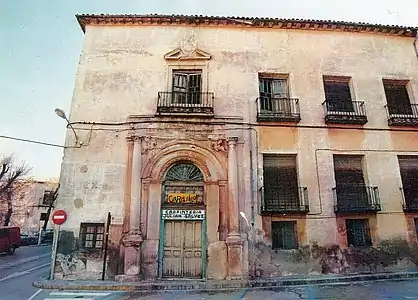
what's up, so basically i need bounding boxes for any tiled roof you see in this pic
[76,14,417,37]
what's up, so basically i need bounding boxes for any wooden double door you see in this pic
[162,220,203,278]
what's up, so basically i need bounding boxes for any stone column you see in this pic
[226,137,244,279]
[119,136,143,281]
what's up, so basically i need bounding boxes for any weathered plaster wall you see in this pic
[57,23,418,279]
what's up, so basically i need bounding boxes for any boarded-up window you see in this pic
[398,156,418,206]
[323,77,354,112]
[272,221,298,249]
[172,70,202,104]
[263,155,299,209]
[384,82,412,115]
[346,219,372,247]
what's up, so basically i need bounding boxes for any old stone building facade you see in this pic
[53,14,418,280]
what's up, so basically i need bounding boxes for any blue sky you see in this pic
[1,0,417,180]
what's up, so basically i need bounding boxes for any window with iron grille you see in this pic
[80,223,105,249]
[383,81,412,115]
[272,221,298,249]
[172,70,202,104]
[323,77,354,112]
[346,219,372,247]
[333,155,368,208]
[263,154,299,211]
[398,156,418,208]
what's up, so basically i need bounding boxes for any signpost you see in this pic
[50,209,67,280]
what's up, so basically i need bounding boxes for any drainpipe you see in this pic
[413,29,418,58]
[249,127,255,227]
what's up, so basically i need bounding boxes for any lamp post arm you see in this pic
[64,117,79,145]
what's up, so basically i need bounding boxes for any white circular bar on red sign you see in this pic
[52,209,67,225]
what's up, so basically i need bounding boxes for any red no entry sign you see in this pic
[52,210,67,225]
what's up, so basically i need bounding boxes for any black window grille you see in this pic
[346,219,372,247]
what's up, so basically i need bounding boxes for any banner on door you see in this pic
[162,209,205,220]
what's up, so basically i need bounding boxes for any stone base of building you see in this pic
[114,274,140,282]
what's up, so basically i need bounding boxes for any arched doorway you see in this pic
[158,162,206,279]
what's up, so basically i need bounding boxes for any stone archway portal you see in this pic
[159,162,206,279]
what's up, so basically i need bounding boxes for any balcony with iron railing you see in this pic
[260,186,309,214]
[333,185,381,214]
[256,97,301,122]
[156,92,214,117]
[385,103,418,126]
[400,187,418,212]
[322,100,368,125]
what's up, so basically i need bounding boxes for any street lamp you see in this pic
[54,108,79,146]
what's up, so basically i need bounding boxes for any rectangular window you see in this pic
[333,155,365,186]
[258,75,290,112]
[323,77,354,112]
[263,154,299,210]
[333,155,368,208]
[80,223,105,249]
[172,70,202,104]
[398,156,418,207]
[40,213,47,221]
[384,80,412,115]
[42,191,54,206]
[272,221,298,249]
[346,219,372,246]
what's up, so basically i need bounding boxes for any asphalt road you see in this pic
[127,280,418,299]
[0,244,51,300]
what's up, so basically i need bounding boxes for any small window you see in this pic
[323,76,354,112]
[80,223,105,249]
[172,70,202,104]
[383,80,412,115]
[346,219,372,247]
[40,213,48,221]
[42,191,54,206]
[272,221,298,249]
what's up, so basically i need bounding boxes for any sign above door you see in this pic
[162,209,205,220]
[167,193,202,204]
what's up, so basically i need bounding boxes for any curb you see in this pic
[33,272,418,292]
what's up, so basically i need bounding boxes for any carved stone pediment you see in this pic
[164,47,211,61]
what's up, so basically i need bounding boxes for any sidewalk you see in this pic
[33,271,418,292]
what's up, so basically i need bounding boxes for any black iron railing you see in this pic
[400,187,418,212]
[157,92,214,116]
[333,185,381,213]
[385,104,418,126]
[256,97,301,122]
[322,100,368,124]
[260,186,309,214]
